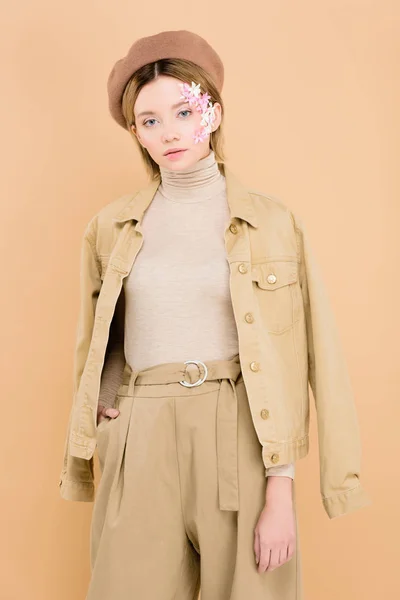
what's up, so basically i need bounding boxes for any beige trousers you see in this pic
[87,354,303,600]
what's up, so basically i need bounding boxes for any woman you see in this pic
[59,29,371,600]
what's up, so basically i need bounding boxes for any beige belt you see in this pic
[119,353,243,511]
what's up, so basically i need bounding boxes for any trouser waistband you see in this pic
[121,353,242,389]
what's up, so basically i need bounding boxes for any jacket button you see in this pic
[267,273,277,284]
[250,361,260,372]
[244,312,254,323]
[229,223,238,234]
[260,409,269,419]
[238,263,248,274]
[271,453,279,464]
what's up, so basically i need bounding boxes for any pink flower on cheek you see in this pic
[193,128,209,144]
[193,131,203,144]
[178,81,216,143]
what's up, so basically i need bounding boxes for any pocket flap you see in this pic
[251,260,298,290]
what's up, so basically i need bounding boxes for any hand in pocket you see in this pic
[97,404,120,426]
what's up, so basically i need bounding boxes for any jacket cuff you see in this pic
[59,477,95,502]
[265,462,295,479]
[322,483,372,519]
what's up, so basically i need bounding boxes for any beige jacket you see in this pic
[59,165,372,519]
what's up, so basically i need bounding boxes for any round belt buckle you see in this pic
[179,360,208,387]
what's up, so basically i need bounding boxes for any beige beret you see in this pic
[107,29,224,130]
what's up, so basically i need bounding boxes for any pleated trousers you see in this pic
[87,353,303,600]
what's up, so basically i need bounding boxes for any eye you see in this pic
[143,109,192,127]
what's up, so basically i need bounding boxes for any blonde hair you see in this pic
[121,58,226,180]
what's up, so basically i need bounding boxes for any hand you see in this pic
[97,404,120,426]
[254,498,296,573]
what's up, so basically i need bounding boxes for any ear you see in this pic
[211,102,222,132]
[130,124,144,147]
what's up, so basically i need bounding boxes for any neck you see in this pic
[158,149,225,203]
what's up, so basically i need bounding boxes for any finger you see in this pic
[265,547,280,572]
[97,407,106,424]
[287,541,295,560]
[278,545,288,566]
[99,406,108,418]
[277,544,289,567]
[254,530,260,565]
[258,546,271,574]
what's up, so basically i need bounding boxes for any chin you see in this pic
[161,154,193,169]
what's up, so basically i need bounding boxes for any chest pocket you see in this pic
[251,259,300,334]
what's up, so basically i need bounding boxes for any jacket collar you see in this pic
[112,164,259,229]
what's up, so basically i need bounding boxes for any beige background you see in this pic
[1,1,398,599]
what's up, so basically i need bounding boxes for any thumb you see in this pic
[254,530,260,565]
[102,407,120,419]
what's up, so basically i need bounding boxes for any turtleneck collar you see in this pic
[158,149,225,203]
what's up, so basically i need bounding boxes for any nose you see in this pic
[162,129,180,143]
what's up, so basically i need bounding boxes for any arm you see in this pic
[264,464,295,509]
[59,218,101,502]
[290,210,372,519]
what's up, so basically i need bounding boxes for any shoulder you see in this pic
[82,192,138,251]
[248,188,289,213]
[86,192,137,230]
[248,188,304,231]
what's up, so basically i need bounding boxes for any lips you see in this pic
[165,149,186,155]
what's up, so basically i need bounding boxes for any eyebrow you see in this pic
[136,100,190,119]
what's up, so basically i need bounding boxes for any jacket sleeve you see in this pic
[290,210,372,519]
[58,217,102,502]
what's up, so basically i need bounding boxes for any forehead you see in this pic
[134,76,190,116]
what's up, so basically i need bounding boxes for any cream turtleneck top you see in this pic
[100,149,294,479]
[123,150,238,370]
